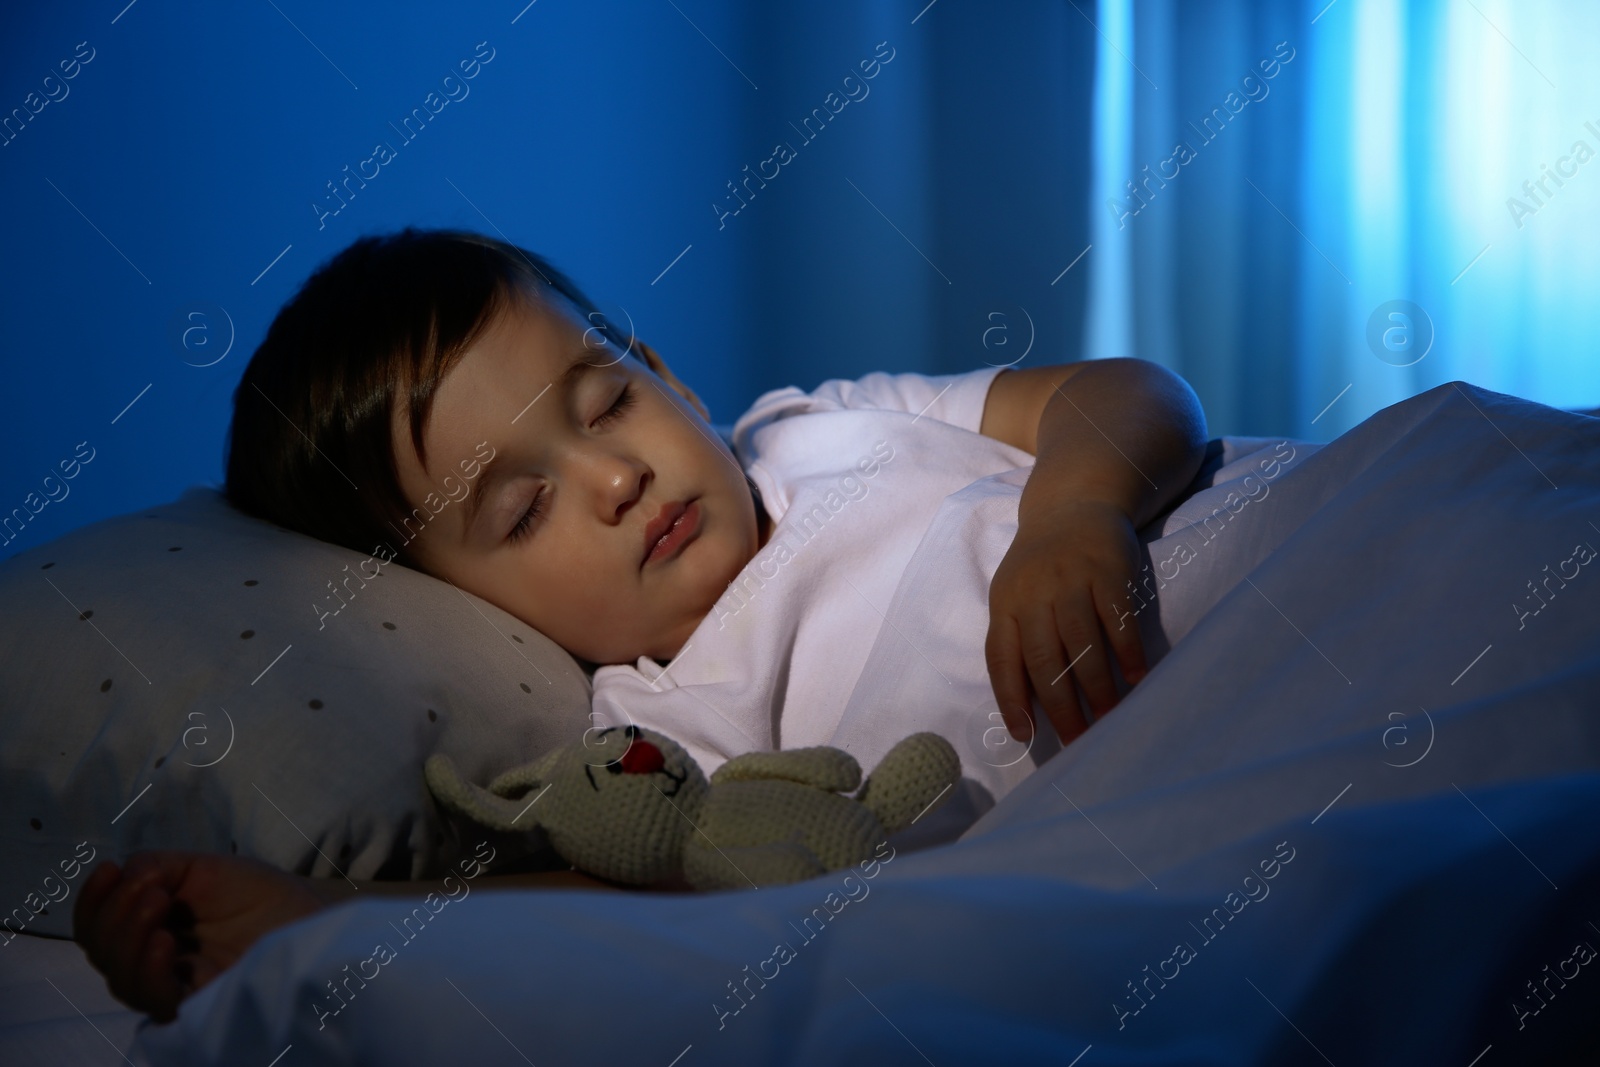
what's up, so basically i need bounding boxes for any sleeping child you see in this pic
[73,227,1209,1022]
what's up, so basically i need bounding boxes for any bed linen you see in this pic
[0,932,142,1064]
[842,375,1593,852]
[12,380,1597,1063]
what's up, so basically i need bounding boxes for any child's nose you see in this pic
[598,462,650,520]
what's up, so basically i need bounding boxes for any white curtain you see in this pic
[1092,0,1600,439]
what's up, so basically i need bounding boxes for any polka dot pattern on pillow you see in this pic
[0,486,594,939]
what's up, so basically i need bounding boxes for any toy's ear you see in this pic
[485,747,567,798]
[425,753,549,833]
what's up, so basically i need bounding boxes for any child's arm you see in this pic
[74,851,631,1023]
[979,358,1208,744]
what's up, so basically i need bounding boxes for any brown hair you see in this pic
[224,227,614,569]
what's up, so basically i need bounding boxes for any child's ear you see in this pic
[632,339,712,424]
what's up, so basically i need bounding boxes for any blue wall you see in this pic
[0,0,1095,558]
[8,1,1597,560]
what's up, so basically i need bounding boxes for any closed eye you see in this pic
[507,489,544,544]
[506,384,638,545]
[593,382,637,428]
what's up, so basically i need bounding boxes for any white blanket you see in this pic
[130,382,1600,1064]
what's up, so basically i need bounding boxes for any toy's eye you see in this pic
[604,760,625,775]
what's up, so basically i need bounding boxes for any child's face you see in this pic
[389,290,762,666]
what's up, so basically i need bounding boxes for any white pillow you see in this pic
[0,486,595,939]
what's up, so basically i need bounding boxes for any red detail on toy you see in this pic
[619,740,664,775]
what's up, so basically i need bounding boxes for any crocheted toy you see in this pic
[424,725,961,891]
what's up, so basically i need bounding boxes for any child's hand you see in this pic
[985,497,1148,745]
[73,850,329,1023]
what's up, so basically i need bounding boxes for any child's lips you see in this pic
[642,499,701,567]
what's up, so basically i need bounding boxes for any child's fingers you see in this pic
[165,899,200,957]
[106,882,173,995]
[100,855,172,938]
[984,614,1036,743]
[136,927,184,1023]
[1097,580,1148,689]
[1015,603,1082,742]
[96,852,192,952]
[120,851,188,894]
[97,865,162,944]
[1051,599,1118,722]
[81,870,146,970]
[73,851,223,1022]
[78,879,163,1014]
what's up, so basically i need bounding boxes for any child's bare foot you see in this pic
[73,851,331,1023]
